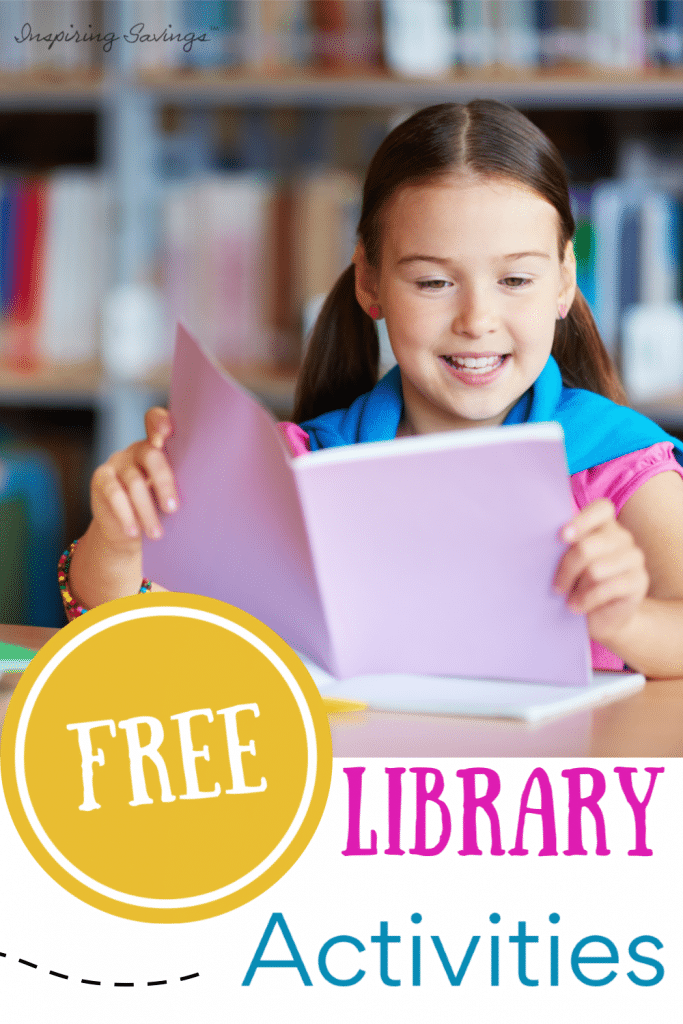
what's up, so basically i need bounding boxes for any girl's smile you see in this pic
[440,351,511,385]
[355,173,576,436]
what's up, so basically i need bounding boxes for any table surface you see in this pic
[1,624,682,757]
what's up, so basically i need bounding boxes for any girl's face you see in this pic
[355,174,576,434]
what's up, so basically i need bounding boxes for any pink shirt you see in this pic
[279,423,683,672]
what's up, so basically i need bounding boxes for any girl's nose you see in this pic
[452,287,496,338]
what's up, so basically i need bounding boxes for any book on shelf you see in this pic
[242,1,311,71]
[493,0,540,68]
[312,0,381,72]
[585,0,647,69]
[5,176,45,371]
[163,173,281,366]
[452,0,495,68]
[161,167,361,368]
[536,0,585,66]
[0,176,46,372]
[569,186,596,313]
[144,324,595,688]
[0,169,109,369]
[648,0,683,67]
[292,167,361,313]
[565,177,683,402]
[590,180,681,350]
[381,0,454,78]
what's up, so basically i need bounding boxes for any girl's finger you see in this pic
[118,465,164,540]
[137,444,179,514]
[561,498,615,543]
[91,464,141,540]
[554,523,631,594]
[566,547,648,610]
[144,407,174,449]
[568,568,648,616]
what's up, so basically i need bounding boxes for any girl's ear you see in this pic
[352,242,380,314]
[559,238,577,312]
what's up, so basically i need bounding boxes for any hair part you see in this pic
[294,100,624,424]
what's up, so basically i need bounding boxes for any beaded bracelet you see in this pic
[58,538,152,621]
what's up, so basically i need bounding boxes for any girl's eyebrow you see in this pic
[396,251,551,266]
[504,250,551,261]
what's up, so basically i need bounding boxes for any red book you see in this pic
[5,178,46,372]
[310,0,381,71]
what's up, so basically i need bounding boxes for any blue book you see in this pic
[654,1,683,65]
[619,206,641,313]
[184,0,235,69]
[0,179,17,319]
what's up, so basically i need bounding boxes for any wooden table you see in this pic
[2,624,682,756]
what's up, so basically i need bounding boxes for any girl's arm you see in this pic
[67,408,177,611]
[554,471,683,678]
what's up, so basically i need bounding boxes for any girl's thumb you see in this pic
[145,407,173,448]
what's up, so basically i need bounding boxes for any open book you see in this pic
[142,326,644,715]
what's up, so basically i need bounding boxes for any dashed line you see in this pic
[1,948,199,987]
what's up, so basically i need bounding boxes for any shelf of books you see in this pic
[4,1,683,436]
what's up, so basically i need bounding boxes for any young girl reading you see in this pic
[63,100,683,679]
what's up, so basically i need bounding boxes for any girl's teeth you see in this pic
[455,356,499,367]
[446,355,504,372]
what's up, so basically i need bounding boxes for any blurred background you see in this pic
[3,0,683,626]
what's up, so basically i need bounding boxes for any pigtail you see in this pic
[293,264,380,424]
[552,289,627,405]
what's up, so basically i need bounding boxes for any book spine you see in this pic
[380,0,455,78]
[591,182,627,355]
[0,180,15,320]
[492,0,540,68]
[182,0,225,70]
[457,0,495,68]
[569,186,596,313]
[36,170,105,364]
[586,0,647,68]
[640,191,679,304]
[4,177,44,371]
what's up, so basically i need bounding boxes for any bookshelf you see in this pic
[4,0,683,554]
[136,66,683,108]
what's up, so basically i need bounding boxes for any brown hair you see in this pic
[293,100,625,423]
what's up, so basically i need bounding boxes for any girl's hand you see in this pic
[90,407,178,551]
[553,498,650,644]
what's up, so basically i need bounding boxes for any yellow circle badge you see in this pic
[1,593,332,923]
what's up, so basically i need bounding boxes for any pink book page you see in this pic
[292,433,591,685]
[142,325,332,667]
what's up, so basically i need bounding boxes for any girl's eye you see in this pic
[417,279,450,290]
[501,276,531,288]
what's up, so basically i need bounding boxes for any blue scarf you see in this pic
[300,356,683,475]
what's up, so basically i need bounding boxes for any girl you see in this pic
[63,101,683,678]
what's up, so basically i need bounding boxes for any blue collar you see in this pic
[300,356,683,474]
